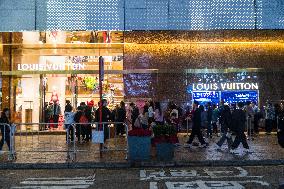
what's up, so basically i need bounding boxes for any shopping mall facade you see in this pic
[0,0,284,128]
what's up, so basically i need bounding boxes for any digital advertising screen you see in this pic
[192,91,220,105]
[221,91,258,104]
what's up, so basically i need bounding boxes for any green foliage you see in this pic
[153,124,177,137]
[83,76,98,90]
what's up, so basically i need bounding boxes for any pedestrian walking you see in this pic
[212,104,219,135]
[265,101,275,134]
[185,101,207,148]
[230,102,251,153]
[215,105,233,150]
[64,100,75,142]
[0,108,11,154]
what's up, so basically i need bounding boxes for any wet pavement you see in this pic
[0,132,283,165]
[0,165,283,188]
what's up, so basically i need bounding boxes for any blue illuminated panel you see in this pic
[124,74,153,97]
[221,91,258,104]
[1,0,284,31]
[192,91,220,105]
[46,0,124,30]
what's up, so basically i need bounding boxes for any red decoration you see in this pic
[128,128,152,137]
[151,135,179,147]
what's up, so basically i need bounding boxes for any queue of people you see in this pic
[64,99,126,144]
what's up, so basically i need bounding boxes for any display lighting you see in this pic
[170,0,263,30]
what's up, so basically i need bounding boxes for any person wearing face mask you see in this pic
[0,108,11,154]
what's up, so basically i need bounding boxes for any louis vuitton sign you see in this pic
[192,83,258,91]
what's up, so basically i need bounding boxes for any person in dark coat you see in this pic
[95,99,112,143]
[130,102,139,129]
[74,102,92,143]
[215,105,233,150]
[230,102,250,153]
[116,101,126,135]
[185,101,207,148]
[0,108,11,152]
[277,103,284,148]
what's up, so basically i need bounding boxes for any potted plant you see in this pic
[128,128,152,161]
[152,124,178,161]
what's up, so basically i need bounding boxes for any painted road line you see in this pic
[11,174,95,189]
[20,180,94,185]
[11,186,90,189]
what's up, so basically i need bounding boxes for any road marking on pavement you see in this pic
[11,174,95,189]
[140,167,262,181]
[142,167,270,189]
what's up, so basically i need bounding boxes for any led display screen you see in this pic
[221,91,258,104]
[192,91,220,105]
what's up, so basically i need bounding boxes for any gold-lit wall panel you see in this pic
[124,31,284,104]
[124,43,284,70]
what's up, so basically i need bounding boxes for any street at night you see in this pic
[1,166,283,189]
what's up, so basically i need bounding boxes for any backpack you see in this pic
[79,113,89,125]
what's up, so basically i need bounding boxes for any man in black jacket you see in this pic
[116,101,126,136]
[230,102,251,153]
[186,101,207,148]
[95,99,112,143]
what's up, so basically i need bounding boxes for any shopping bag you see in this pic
[92,130,104,144]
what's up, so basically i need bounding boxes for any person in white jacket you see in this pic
[64,100,75,142]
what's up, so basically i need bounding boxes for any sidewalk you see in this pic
[0,133,283,169]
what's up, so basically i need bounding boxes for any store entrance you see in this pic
[15,72,124,131]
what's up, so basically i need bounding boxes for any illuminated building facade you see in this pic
[0,0,284,128]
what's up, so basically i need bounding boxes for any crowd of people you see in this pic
[63,99,126,144]
[0,98,283,153]
[41,98,284,150]
[127,99,284,153]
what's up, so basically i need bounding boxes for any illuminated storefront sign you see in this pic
[192,83,258,91]
[17,63,86,71]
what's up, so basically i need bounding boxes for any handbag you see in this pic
[92,130,104,144]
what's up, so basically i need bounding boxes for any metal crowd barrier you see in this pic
[1,122,129,162]
[0,123,16,160]
[246,116,253,141]
[71,122,129,160]
[11,123,76,162]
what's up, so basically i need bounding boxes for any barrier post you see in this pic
[8,124,16,160]
[186,118,189,137]
[246,116,249,140]
[124,123,128,160]
[277,116,279,131]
